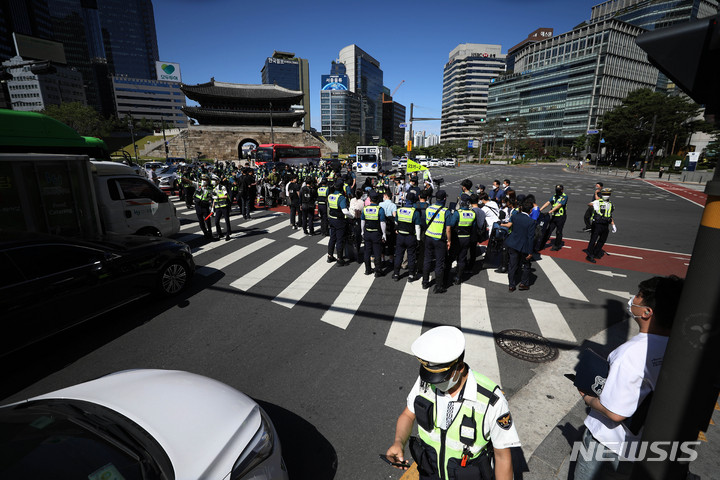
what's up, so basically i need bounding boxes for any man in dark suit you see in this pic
[504,198,536,292]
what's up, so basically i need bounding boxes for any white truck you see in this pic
[355,146,392,175]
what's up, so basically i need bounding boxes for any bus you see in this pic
[254,143,321,166]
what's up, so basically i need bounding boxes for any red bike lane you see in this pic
[642,179,707,207]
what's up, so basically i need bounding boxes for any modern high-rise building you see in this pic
[381,91,406,146]
[261,51,311,130]
[2,54,86,111]
[320,61,361,141]
[337,44,383,144]
[506,28,554,73]
[0,0,54,62]
[112,75,187,128]
[486,0,718,147]
[440,44,506,143]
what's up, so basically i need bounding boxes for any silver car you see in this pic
[0,370,289,480]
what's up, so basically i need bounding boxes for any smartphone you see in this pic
[379,454,410,468]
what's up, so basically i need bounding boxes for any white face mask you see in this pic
[627,296,645,319]
[433,366,461,393]
[602,195,610,201]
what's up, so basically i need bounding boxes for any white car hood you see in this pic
[29,369,261,479]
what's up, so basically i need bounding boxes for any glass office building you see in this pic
[440,44,507,143]
[320,62,361,141]
[112,76,187,128]
[261,51,311,130]
[487,19,657,144]
[338,44,383,144]
[382,92,406,146]
[590,0,718,30]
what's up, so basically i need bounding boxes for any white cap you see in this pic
[411,326,465,365]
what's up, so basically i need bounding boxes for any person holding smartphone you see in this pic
[386,326,520,480]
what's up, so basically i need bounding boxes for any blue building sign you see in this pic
[321,74,348,90]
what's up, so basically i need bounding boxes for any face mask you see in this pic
[602,195,610,201]
[627,296,645,319]
[433,367,461,393]
[556,188,563,195]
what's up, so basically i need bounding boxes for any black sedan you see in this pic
[0,233,195,356]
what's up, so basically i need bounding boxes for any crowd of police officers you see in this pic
[173,159,615,291]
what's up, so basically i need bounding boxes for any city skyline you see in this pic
[152,0,603,135]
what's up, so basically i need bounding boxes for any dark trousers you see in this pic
[456,236,473,277]
[318,203,328,235]
[352,219,362,262]
[584,206,594,229]
[185,186,196,209]
[508,247,531,288]
[384,218,396,256]
[289,203,300,227]
[328,217,347,259]
[241,195,251,219]
[468,237,480,271]
[195,202,212,237]
[423,237,447,287]
[214,205,231,237]
[587,223,610,258]
[542,215,566,249]
[364,230,383,271]
[394,234,417,275]
[302,205,315,233]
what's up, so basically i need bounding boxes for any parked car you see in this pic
[0,369,289,480]
[420,159,430,167]
[443,158,456,168]
[429,159,440,167]
[0,233,195,356]
[157,164,181,194]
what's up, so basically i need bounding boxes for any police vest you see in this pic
[415,370,499,480]
[425,205,447,240]
[194,187,210,203]
[317,186,328,204]
[457,209,476,238]
[328,193,343,219]
[363,205,381,232]
[551,193,568,216]
[213,187,228,208]
[397,207,416,235]
[593,199,613,224]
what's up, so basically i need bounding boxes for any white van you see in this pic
[92,161,180,237]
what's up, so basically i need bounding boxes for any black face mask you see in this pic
[556,189,563,195]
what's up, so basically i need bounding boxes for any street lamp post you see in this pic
[128,118,138,163]
[161,116,168,162]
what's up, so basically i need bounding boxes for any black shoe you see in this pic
[409,274,420,282]
[518,284,530,291]
[392,274,400,282]
[582,248,590,255]
[225,236,230,241]
[365,268,374,276]
[453,277,461,285]
[336,258,348,267]
[422,282,430,290]
[374,271,383,278]
[434,285,447,294]
[551,246,561,251]
[509,286,516,292]
[304,230,309,235]
[495,267,508,273]
[582,227,592,232]
[586,255,596,263]
[327,255,337,263]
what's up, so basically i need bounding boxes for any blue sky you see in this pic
[154,0,602,135]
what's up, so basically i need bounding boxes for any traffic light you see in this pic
[480,118,486,122]
[505,117,510,122]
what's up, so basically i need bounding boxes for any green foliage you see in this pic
[377,138,389,147]
[335,132,361,154]
[41,102,110,138]
[391,145,406,157]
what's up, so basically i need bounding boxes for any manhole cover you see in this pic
[495,329,558,363]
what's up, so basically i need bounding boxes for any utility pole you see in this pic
[269,101,275,144]
[128,117,138,163]
[640,114,656,179]
[161,116,168,162]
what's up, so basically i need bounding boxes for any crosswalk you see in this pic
[170,197,630,388]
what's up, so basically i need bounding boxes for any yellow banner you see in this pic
[406,159,428,172]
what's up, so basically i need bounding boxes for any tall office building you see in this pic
[3,54,86,111]
[320,61,361,141]
[112,75,186,128]
[261,51,311,130]
[381,91,406,146]
[440,44,506,143]
[0,0,54,62]
[590,0,718,29]
[337,44,383,144]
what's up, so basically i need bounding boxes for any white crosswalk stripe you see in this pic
[535,256,588,302]
[384,280,428,354]
[196,238,274,276]
[230,245,306,291]
[486,268,506,285]
[461,284,502,387]
[272,255,336,308]
[317,236,329,246]
[320,265,375,329]
[528,298,577,343]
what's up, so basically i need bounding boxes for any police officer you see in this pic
[393,193,422,282]
[362,192,386,277]
[317,179,330,236]
[194,174,213,240]
[454,194,478,285]
[300,176,317,235]
[422,190,456,294]
[212,178,231,241]
[327,180,351,266]
[585,188,616,263]
[539,184,568,251]
[386,326,520,480]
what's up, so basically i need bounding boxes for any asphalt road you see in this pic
[1,162,706,479]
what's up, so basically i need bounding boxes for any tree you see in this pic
[41,102,110,138]
[335,132,361,154]
[377,138,389,147]
[601,89,702,169]
[391,145,406,157]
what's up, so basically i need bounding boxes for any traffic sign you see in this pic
[587,129,599,134]
[399,123,408,128]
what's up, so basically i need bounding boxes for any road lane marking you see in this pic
[605,252,643,260]
[598,288,632,299]
[272,255,336,308]
[196,238,274,276]
[230,245,306,291]
[486,268,506,284]
[535,256,588,302]
[528,299,577,343]
[461,284,501,386]
[385,280,428,354]
[321,265,375,329]
[588,270,627,278]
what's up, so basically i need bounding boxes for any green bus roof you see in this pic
[0,109,109,155]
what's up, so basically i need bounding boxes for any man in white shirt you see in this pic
[574,275,685,479]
